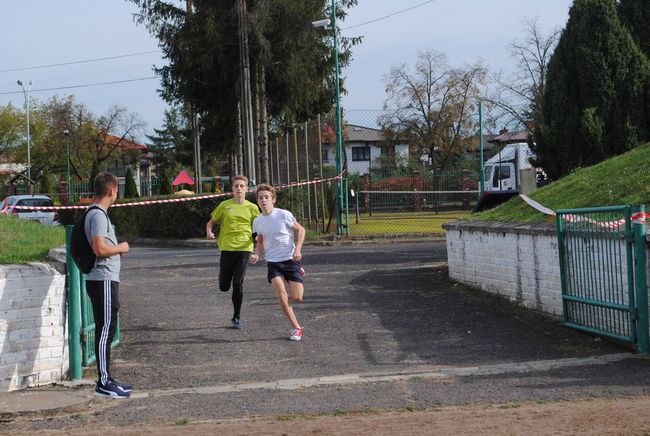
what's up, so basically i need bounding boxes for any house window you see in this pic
[380,146,395,157]
[352,146,371,161]
[322,148,329,162]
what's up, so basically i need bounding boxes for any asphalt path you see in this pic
[115,241,623,391]
[6,241,650,432]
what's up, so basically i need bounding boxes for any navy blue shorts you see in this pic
[267,259,304,284]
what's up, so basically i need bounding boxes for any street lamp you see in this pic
[312,0,346,237]
[17,80,32,181]
[63,130,71,190]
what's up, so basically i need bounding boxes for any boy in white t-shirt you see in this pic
[250,183,306,341]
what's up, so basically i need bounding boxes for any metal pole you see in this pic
[479,100,485,195]
[304,122,312,225]
[293,126,300,182]
[634,204,648,353]
[331,0,343,237]
[317,115,326,232]
[17,80,32,181]
[285,132,290,186]
[195,112,202,193]
[275,138,280,185]
[65,226,83,379]
[64,130,71,190]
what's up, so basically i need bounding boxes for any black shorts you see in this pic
[267,259,303,284]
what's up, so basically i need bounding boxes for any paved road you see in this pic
[4,241,650,433]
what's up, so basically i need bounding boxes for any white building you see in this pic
[322,124,409,174]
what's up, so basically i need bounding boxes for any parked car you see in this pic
[0,195,60,225]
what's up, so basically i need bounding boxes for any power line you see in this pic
[342,0,436,31]
[0,76,157,95]
[0,50,161,74]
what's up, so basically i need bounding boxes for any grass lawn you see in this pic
[347,211,471,236]
[0,215,65,264]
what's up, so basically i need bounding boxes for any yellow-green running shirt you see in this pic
[210,198,260,252]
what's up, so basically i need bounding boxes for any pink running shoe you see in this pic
[290,328,303,341]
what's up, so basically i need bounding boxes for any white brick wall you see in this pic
[445,221,564,316]
[0,263,69,392]
[445,221,650,321]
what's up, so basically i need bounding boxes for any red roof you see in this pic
[105,134,148,151]
[172,169,195,186]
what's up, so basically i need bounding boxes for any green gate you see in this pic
[556,205,648,352]
[65,226,121,379]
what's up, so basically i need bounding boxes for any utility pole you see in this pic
[238,0,256,184]
[186,0,202,193]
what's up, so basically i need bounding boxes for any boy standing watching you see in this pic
[250,183,306,341]
[206,175,260,329]
[85,172,131,398]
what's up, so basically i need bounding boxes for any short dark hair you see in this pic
[256,183,276,200]
[94,172,118,198]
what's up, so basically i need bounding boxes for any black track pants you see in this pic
[218,251,251,319]
[86,280,119,386]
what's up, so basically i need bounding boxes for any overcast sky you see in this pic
[1,0,572,142]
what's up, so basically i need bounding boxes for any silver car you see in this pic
[0,195,60,225]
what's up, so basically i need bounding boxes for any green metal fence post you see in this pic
[633,205,648,353]
[65,226,83,379]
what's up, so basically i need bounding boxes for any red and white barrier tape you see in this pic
[561,211,646,228]
[519,194,646,227]
[6,173,343,212]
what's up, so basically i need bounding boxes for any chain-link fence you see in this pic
[264,110,478,237]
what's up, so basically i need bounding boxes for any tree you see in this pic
[487,18,560,131]
[145,107,193,175]
[159,172,172,195]
[378,49,487,171]
[0,104,24,157]
[124,168,139,198]
[37,96,145,182]
[617,0,650,58]
[89,160,100,185]
[130,0,359,179]
[535,0,650,179]
[39,167,52,195]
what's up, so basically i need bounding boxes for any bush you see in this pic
[124,168,139,198]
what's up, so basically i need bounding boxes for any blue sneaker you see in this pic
[95,380,130,399]
[232,317,242,329]
[109,378,133,393]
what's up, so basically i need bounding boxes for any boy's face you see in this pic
[232,179,247,199]
[256,190,275,214]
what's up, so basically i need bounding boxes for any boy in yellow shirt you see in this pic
[206,175,260,329]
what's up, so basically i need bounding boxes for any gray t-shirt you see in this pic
[84,205,121,282]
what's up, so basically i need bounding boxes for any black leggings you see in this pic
[219,251,251,319]
[86,280,119,386]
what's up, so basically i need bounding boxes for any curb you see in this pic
[128,236,445,249]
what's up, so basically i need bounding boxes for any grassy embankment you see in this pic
[0,216,65,264]
[473,142,650,223]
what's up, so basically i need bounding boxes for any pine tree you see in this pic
[160,173,172,196]
[124,168,140,198]
[535,0,650,179]
[617,0,650,58]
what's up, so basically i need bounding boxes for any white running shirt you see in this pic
[252,208,297,262]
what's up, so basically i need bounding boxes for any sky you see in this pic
[1,0,573,143]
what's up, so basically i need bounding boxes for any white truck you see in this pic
[475,142,540,211]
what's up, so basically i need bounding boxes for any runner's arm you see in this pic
[292,222,305,261]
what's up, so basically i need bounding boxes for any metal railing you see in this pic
[556,205,647,352]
